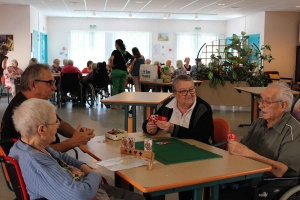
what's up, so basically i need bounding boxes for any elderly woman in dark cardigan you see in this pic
[142,75,215,200]
[143,75,214,144]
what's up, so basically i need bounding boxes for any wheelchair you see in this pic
[59,72,83,105]
[84,62,110,107]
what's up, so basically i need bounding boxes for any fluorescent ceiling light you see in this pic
[136,1,143,3]
[218,4,225,6]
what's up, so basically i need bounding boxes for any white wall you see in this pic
[47,17,226,66]
[226,12,265,45]
[264,12,300,77]
[0,5,30,69]
[30,6,47,63]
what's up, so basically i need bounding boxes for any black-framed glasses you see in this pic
[176,88,196,96]
[35,79,56,86]
[258,97,282,106]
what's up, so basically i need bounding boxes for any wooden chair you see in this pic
[213,118,231,150]
[264,71,292,86]
[0,138,29,200]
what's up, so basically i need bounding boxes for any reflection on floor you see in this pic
[0,96,251,200]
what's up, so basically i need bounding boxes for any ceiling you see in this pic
[1,0,300,20]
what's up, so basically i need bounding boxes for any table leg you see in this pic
[132,106,137,132]
[124,105,129,132]
[238,94,255,127]
[210,185,219,200]
[193,188,203,200]
[114,173,133,191]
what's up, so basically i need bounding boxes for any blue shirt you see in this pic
[9,141,101,200]
[131,57,145,76]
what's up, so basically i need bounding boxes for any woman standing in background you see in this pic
[130,47,145,92]
[109,39,134,108]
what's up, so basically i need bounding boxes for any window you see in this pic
[69,31,105,70]
[69,31,151,70]
[112,32,151,59]
[175,33,222,65]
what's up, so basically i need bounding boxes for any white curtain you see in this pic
[175,33,220,65]
[68,31,105,70]
[69,31,151,69]
[112,32,151,59]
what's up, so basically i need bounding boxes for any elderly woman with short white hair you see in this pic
[4,59,23,97]
[9,98,145,200]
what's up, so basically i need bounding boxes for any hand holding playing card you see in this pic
[156,121,174,133]
[146,121,157,135]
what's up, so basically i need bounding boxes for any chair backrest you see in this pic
[1,156,29,200]
[91,62,109,88]
[291,93,300,122]
[60,72,80,93]
[264,71,280,84]
[0,138,29,200]
[1,74,5,85]
[213,118,231,150]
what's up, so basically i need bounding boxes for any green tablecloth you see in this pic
[135,138,222,165]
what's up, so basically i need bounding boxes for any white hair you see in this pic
[12,98,56,137]
[176,60,183,69]
[267,82,293,112]
[67,59,74,65]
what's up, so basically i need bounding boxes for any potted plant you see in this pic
[197,32,274,88]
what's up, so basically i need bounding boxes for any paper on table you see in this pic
[96,156,155,171]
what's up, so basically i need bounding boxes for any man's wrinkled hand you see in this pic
[72,124,95,146]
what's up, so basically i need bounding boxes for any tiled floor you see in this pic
[0,94,251,200]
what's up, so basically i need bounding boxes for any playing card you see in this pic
[227,133,237,141]
[128,137,135,149]
[144,140,153,152]
[121,137,128,148]
[148,115,158,123]
[158,115,168,122]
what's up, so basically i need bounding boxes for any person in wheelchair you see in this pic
[9,98,145,200]
[82,62,109,103]
[222,82,300,200]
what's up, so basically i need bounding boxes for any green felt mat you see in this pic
[135,138,222,165]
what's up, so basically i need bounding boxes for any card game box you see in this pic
[105,129,127,140]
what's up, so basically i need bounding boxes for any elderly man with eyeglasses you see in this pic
[142,75,215,200]
[0,64,95,155]
[220,82,300,200]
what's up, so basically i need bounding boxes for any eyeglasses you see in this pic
[47,119,60,127]
[175,88,196,96]
[35,79,56,86]
[258,97,282,106]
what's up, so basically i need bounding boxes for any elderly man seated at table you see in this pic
[222,82,300,200]
[142,75,214,200]
[61,59,82,79]
[1,64,94,154]
[9,98,145,200]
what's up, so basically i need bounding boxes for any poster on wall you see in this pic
[158,33,169,41]
[0,34,14,51]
